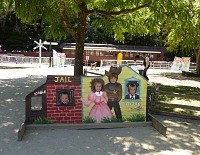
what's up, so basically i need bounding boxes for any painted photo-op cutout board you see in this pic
[81,66,147,123]
[171,56,191,72]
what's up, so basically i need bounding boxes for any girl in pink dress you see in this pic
[81,78,112,123]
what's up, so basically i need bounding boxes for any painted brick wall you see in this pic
[46,84,82,123]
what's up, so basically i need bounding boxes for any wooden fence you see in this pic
[148,84,200,120]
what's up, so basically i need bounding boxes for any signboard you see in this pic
[171,56,190,72]
[81,66,147,123]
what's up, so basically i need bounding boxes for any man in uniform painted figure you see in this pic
[105,66,122,120]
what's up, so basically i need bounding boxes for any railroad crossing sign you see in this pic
[33,39,47,67]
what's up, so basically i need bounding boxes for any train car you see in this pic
[0,43,167,67]
[59,43,168,66]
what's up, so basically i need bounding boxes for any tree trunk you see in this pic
[74,40,84,76]
[74,4,87,76]
[195,49,200,74]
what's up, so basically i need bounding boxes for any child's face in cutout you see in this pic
[95,82,102,92]
[129,86,136,95]
[61,94,69,104]
[110,76,117,84]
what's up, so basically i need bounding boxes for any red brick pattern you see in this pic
[47,84,82,123]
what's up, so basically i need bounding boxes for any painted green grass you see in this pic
[123,113,146,122]
[82,116,96,123]
[82,114,145,123]
[34,117,54,124]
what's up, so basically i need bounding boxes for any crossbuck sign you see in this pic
[33,39,47,67]
[33,39,58,67]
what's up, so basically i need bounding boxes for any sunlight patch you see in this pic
[158,149,192,155]
[0,122,14,127]
[14,128,19,133]
[141,143,155,150]
[5,99,14,102]
[122,142,131,152]
[163,120,181,126]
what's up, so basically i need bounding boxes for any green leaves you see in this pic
[162,0,200,51]
[6,0,198,47]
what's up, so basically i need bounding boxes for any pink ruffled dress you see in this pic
[83,91,112,123]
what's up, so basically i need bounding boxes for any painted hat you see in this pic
[105,66,122,77]
[126,81,139,87]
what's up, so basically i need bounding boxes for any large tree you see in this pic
[5,0,191,75]
[163,0,200,74]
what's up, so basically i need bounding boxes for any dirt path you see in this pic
[148,73,200,88]
[0,66,199,155]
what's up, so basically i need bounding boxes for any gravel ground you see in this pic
[0,64,199,155]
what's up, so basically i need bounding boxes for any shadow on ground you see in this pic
[0,75,200,155]
[161,72,200,82]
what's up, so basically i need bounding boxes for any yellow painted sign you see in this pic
[117,52,123,66]
[54,76,72,83]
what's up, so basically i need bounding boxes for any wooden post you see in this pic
[43,41,58,67]
[149,114,167,137]
[17,123,26,141]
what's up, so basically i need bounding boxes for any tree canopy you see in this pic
[2,0,200,75]
[162,0,200,73]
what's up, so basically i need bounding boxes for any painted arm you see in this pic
[104,86,113,94]
[102,91,108,103]
[117,83,122,102]
[81,92,95,107]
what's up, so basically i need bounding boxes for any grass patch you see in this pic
[148,83,200,96]
[154,106,200,116]
[148,79,200,116]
